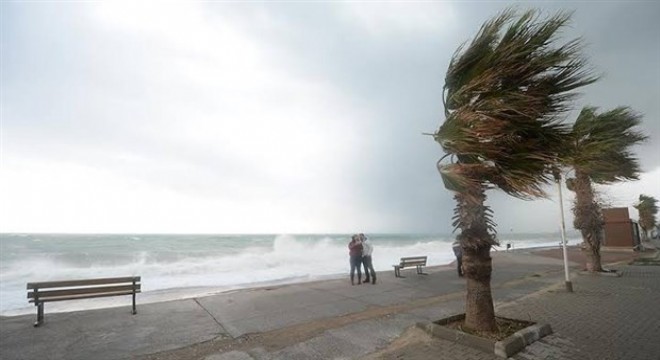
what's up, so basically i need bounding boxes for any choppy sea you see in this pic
[0,232,579,316]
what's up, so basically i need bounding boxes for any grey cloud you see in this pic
[3,1,658,233]
[246,2,660,232]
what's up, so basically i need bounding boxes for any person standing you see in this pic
[360,233,376,284]
[348,234,363,285]
[452,240,464,277]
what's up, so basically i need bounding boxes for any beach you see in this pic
[3,245,654,360]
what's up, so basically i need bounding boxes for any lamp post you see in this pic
[556,173,573,292]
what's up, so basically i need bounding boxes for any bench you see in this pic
[27,276,141,326]
[393,256,428,277]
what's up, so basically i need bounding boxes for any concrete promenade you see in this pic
[1,247,657,360]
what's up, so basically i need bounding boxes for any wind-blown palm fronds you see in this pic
[564,106,646,183]
[433,8,596,332]
[437,9,597,200]
[634,194,658,240]
[564,106,647,271]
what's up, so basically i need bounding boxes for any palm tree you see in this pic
[634,194,658,241]
[434,9,596,332]
[563,107,647,271]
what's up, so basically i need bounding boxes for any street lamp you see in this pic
[554,169,574,292]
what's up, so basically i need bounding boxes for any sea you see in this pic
[0,232,580,316]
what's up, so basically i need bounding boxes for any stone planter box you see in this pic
[417,314,553,358]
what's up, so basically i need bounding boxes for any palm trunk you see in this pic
[464,246,496,331]
[572,170,604,272]
[454,189,496,332]
[582,229,602,271]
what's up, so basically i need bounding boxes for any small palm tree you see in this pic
[434,9,596,332]
[634,194,658,241]
[563,107,647,271]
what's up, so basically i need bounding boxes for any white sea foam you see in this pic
[0,233,577,316]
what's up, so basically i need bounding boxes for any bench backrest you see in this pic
[400,256,427,266]
[27,276,141,304]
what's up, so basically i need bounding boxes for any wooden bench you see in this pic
[393,256,428,277]
[27,276,141,326]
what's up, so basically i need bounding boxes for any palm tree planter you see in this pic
[433,8,596,334]
[578,269,622,277]
[418,315,552,358]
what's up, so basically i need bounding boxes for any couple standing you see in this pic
[348,233,377,285]
[452,240,464,277]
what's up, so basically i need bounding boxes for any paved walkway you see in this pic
[1,248,657,360]
[369,262,660,360]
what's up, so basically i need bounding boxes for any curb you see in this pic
[577,270,622,277]
[495,323,553,358]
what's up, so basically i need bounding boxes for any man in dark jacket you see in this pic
[452,240,463,277]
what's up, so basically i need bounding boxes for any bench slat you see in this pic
[29,290,141,303]
[400,261,426,266]
[27,276,141,289]
[400,257,427,261]
[28,284,141,299]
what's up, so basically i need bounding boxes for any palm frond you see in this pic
[435,8,596,197]
[565,106,648,184]
[437,163,489,193]
[634,194,659,231]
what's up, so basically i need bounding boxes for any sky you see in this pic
[1,1,659,234]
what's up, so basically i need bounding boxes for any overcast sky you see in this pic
[1,1,658,234]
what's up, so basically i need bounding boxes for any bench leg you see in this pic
[394,266,400,278]
[417,266,428,275]
[34,303,44,327]
[132,292,137,315]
